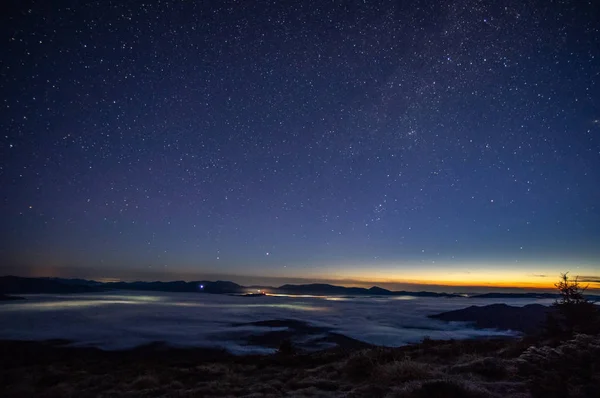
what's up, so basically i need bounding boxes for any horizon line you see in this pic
[3,272,599,294]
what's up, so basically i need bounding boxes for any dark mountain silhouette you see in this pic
[468,292,600,301]
[395,290,460,298]
[275,283,460,297]
[368,286,392,294]
[0,293,24,301]
[102,280,459,297]
[277,283,370,295]
[46,278,104,286]
[429,303,555,333]
[229,319,373,350]
[0,276,105,294]
[4,276,595,300]
[105,280,245,294]
[469,292,557,299]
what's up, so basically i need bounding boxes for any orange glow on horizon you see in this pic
[326,277,568,290]
[309,267,600,291]
[11,262,600,292]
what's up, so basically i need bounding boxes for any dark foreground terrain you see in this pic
[1,334,598,398]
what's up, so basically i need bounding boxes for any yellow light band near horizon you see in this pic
[299,263,600,290]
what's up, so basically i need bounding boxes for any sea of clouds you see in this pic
[0,292,554,354]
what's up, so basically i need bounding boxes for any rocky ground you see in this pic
[1,334,598,398]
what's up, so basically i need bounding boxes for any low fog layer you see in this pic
[0,292,553,353]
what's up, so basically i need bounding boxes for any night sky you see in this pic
[1,0,599,289]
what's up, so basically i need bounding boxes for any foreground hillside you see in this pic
[1,334,598,398]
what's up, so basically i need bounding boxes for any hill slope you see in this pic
[429,303,554,333]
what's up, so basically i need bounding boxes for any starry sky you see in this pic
[1,0,599,290]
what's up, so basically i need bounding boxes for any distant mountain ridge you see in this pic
[105,280,245,294]
[0,276,457,297]
[1,276,598,300]
[468,292,600,301]
[469,292,557,299]
[0,276,104,295]
[276,283,460,297]
[0,293,25,301]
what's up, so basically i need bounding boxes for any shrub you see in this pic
[548,273,600,337]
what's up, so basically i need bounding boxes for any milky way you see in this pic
[1,1,599,285]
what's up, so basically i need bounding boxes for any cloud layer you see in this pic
[0,292,554,353]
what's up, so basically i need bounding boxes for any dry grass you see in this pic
[1,335,598,397]
[387,378,494,398]
[130,374,160,389]
[376,359,439,383]
[450,357,511,379]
